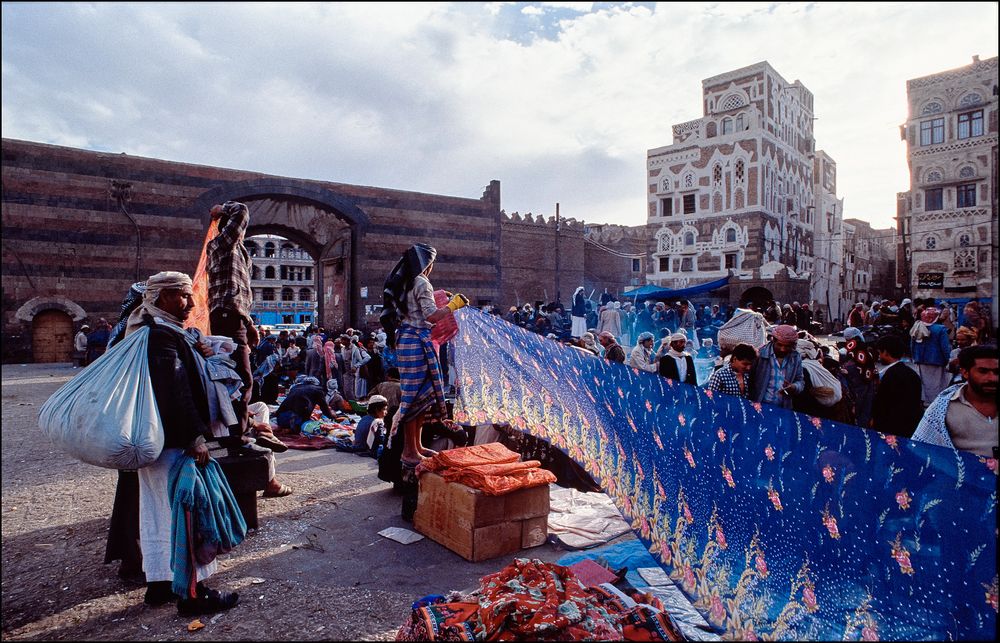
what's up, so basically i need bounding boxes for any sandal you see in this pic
[177,587,239,616]
[254,433,288,453]
[262,483,293,498]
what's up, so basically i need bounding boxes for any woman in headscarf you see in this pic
[380,243,468,466]
[322,339,343,395]
[303,334,327,385]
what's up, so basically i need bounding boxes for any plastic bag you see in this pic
[38,326,163,469]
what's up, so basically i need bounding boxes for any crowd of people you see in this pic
[71,196,994,622]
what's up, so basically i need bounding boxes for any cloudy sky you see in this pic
[2,2,997,229]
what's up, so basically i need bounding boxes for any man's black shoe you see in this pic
[144,581,176,606]
[177,587,239,616]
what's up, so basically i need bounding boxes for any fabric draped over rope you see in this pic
[451,308,997,641]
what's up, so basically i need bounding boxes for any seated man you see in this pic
[352,395,389,455]
[274,377,336,434]
[368,367,402,424]
[246,402,293,498]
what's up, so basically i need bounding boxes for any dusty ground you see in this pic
[1,363,575,641]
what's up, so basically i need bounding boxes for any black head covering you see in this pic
[106,281,147,350]
[380,243,437,348]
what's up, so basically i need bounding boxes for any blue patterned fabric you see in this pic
[452,309,997,641]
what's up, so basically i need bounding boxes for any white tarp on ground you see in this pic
[547,486,632,550]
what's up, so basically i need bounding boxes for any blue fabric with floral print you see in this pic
[452,309,997,641]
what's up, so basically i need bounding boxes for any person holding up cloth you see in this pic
[206,201,258,447]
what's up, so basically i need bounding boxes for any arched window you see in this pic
[924,236,937,250]
[712,164,722,186]
[264,242,275,258]
[721,118,733,135]
[720,94,744,111]
[706,121,717,138]
[299,288,312,302]
[264,266,276,279]
[735,159,745,184]
[244,241,258,257]
[726,228,737,243]
[959,93,982,108]
[262,288,275,301]
[684,232,695,246]
[958,166,976,179]
[281,288,294,302]
[925,170,943,183]
[921,101,943,115]
[958,233,972,248]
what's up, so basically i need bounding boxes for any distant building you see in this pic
[841,218,899,309]
[245,234,316,327]
[897,55,998,325]
[645,61,842,311]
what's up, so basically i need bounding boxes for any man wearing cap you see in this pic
[658,331,696,385]
[910,306,952,404]
[74,324,90,367]
[629,332,658,373]
[749,325,804,409]
[598,331,626,364]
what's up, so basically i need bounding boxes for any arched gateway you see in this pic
[193,179,370,330]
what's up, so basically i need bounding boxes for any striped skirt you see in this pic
[395,325,448,424]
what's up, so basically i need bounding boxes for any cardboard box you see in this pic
[413,472,550,562]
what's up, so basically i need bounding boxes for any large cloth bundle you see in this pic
[716,307,767,352]
[38,326,163,469]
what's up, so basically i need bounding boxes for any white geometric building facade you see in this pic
[897,55,998,323]
[646,61,842,314]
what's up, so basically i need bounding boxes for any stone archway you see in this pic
[739,286,773,309]
[193,179,370,329]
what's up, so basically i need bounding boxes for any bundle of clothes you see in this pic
[415,443,556,496]
[395,557,683,641]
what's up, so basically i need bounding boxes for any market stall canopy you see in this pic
[623,276,730,303]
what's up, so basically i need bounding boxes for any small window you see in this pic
[681,257,694,272]
[735,114,745,131]
[713,164,722,185]
[684,173,694,188]
[958,166,976,179]
[280,265,288,280]
[924,236,937,250]
[921,101,943,115]
[958,110,983,139]
[299,288,312,301]
[925,188,943,211]
[305,267,312,281]
[920,118,944,146]
[262,288,275,301]
[958,234,972,248]
[925,170,942,183]
[684,232,695,246]
[281,288,294,302]
[726,228,737,243]
[658,257,670,272]
[264,242,276,258]
[264,266,276,279]
[632,258,641,272]
[721,118,733,135]
[683,194,696,214]
[661,198,673,217]
[735,159,745,183]
[662,177,672,192]
[725,253,737,269]
[957,183,977,208]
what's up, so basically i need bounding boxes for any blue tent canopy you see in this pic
[623,276,730,302]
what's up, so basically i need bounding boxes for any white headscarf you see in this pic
[124,271,193,337]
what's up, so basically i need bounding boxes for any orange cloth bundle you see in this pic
[418,442,556,495]
[185,219,219,335]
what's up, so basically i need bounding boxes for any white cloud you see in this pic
[1,1,997,231]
